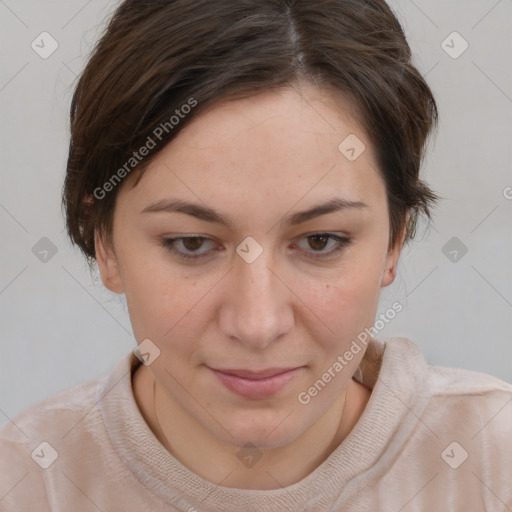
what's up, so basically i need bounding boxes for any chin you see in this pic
[213,413,305,450]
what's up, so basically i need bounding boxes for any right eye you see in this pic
[160,236,219,262]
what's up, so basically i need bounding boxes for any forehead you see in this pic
[175,83,367,159]
[120,84,386,217]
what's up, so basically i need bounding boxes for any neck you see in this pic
[133,364,370,490]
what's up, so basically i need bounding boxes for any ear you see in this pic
[95,230,124,294]
[380,219,407,288]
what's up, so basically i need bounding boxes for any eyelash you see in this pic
[160,233,351,262]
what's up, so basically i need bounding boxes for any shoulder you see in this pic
[0,355,131,511]
[425,361,512,442]
[0,368,108,444]
[374,337,512,462]
[428,360,512,397]
[382,336,512,397]
[394,338,512,466]
[424,349,512,423]
[387,336,512,422]
[374,338,512,506]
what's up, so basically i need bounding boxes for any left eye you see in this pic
[294,233,351,258]
[161,233,351,262]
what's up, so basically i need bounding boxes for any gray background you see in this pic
[1,0,511,429]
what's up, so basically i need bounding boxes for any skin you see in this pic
[95,82,405,490]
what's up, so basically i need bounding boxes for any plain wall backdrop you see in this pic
[1,0,511,429]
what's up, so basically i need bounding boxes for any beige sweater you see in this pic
[1,337,511,511]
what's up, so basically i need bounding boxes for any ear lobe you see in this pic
[381,223,407,288]
[95,230,124,294]
[380,260,397,287]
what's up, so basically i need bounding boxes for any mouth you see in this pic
[208,366,304,400]
[212,367,301,379]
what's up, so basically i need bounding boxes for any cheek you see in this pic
[319,281,380,343]
[117,247,184,341]
[121,250,215,360]
[302,254,385,354]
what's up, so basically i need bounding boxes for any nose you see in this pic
[218,244,294,350]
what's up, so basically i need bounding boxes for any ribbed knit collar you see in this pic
[99,337,430,511]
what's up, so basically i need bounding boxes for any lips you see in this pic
[212,368,299,379]
[208,366,304,400]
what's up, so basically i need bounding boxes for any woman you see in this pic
[1,0,511,510]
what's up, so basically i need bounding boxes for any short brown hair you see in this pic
[63,0,439,262]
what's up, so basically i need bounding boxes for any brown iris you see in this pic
[306,235,329,251]
[181,237,205,251]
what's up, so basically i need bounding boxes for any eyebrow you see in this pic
[140,197,369,229]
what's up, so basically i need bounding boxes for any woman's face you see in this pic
[97,84,402,449]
